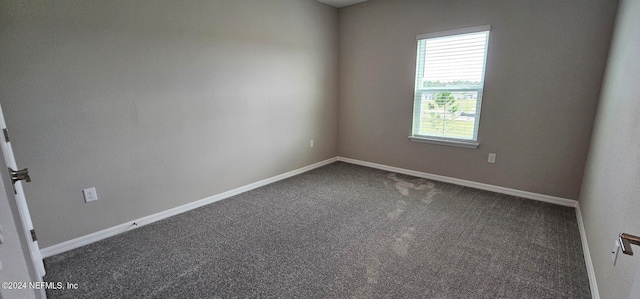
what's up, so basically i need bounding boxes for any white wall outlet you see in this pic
[83,187,98,203]
[310,139,314,148]
[612,239,621,265]
[488,153,496,163]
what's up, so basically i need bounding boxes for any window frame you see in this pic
[409,25,491,148]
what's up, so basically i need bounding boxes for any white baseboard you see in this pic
[40,157,338,258]
[576,204,599,299]
[40,155,597,298]
[336,157,578,207]
[42,156,580,258]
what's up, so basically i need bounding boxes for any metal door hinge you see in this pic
[30,229,37,242]
[3,128,10,142]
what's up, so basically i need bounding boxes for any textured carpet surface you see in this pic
[44,162,591,298]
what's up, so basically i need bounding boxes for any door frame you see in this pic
[0,103,46,279]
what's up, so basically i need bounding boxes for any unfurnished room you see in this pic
[1,0,639,298]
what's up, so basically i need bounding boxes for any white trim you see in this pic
[41,157,337,258]
[0,103,46,279]
[417,25,491,40]
[576,204,599,299]
[42,155,582,258]
[336,157,578,207]
[409,136,479,149]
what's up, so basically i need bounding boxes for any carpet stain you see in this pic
[365,256,381,284]
[392,227,415,256]
[387,200,407,220]
[388,173,415,195]
[387,173,436,197]
[387,173,440,205]
[384,174,427,256]
[422,189,440,205]
[352,249,383,299]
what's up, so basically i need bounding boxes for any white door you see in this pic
[0,103,45,278]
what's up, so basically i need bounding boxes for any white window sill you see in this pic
[408,136,479,149]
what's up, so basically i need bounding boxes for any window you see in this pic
[410,25,490,148]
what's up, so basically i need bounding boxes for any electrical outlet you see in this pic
[612,239,621,265]
[310,139,314,148]
[488,153,496,163]
[83,187,98,203]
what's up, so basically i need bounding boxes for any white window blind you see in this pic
[411,26,490,145]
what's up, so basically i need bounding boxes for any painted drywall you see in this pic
[0,0,338,248]
[0,151,38,299]
[337,0,618,199]
[579,0,640,297]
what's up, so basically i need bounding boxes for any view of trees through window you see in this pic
[412,27,489,142]
[419,90,478,139]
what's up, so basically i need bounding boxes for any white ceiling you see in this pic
[315,0,369,8]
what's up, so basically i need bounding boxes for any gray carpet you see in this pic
[44,162,591,298]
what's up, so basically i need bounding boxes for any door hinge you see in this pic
[3,128,9,142]
[30,229,37,242]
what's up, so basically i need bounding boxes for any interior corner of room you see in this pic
[1,0,639,298]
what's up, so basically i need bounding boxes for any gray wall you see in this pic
[0,0,338,248]
[579,0,640,297]
[337,0,618,199]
